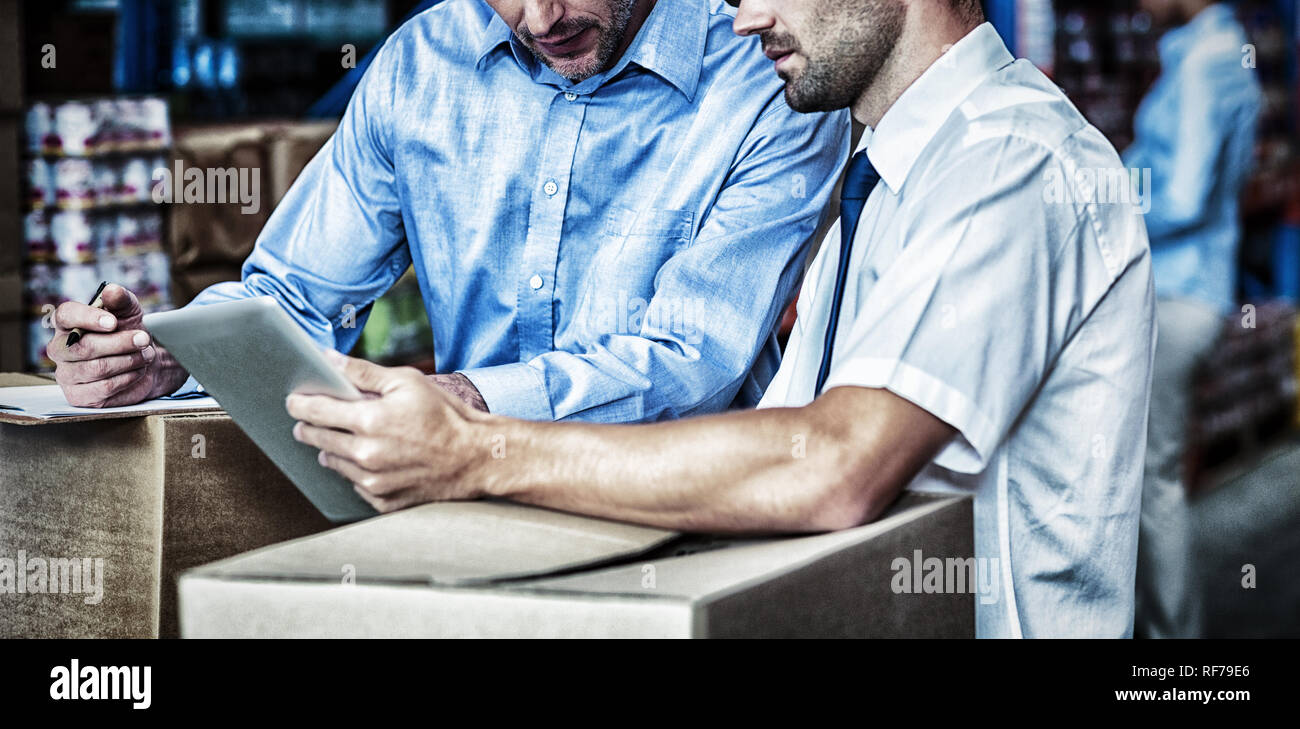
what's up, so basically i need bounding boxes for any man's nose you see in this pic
[731,0,775,37]
[522,0,565,38]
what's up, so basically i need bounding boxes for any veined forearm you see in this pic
[474,404,855,534]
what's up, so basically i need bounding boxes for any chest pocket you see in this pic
[599,206,695,295]
[604,207,694,240]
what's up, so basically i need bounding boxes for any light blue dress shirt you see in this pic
[1123,3,1261,313]
[183,0,850,422]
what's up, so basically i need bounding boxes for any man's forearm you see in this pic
[471,388,943,533]
[477,407,844,532]
[289,359,955,531]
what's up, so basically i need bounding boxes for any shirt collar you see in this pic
[1158,3,1235,66]
[856,22,1014,193]
[475,0,705,100]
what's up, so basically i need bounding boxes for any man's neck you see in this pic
[851,9,981,128]
[607,0,658,73]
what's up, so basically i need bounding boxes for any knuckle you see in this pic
[355,444,380,469]
[88,357,112,381]
[54,302,74,328]
[90,379,115,403]
[69,337,94,361]
[62,384,89,407]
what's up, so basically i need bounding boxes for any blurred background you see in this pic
[0,0,1296,636]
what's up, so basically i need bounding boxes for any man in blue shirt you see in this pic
[50,0,849,423]
[1124,0,1261,638]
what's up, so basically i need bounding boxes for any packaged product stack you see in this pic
[1188,303,1298,492]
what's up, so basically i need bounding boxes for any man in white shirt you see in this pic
[285,0,1156,638]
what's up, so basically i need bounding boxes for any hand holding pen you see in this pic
[47,283,189,408]
[64,280,108,348]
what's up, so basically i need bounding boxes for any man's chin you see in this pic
[783,84,842,115]
[540,50,603,82]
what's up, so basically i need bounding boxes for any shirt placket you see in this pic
[516,89,589,361]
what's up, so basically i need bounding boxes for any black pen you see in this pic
[65,280,109,348]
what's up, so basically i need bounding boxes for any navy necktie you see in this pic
[814,150,880,397]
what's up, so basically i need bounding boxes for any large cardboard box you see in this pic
[167,125,271,273]
[0,394,333,638]
[179,493,973,638]
[265,120,337,204]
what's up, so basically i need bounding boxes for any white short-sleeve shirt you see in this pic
[759,23,1156,638]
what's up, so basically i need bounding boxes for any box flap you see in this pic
[0,373,53,388]
[512,493,967,600]
[191,501,680,586]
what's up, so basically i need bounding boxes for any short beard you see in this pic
[516,0,636,82]
[774,0,906,113]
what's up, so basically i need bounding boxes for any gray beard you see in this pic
[524,0,636,82]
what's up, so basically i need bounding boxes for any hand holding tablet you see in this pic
[144,297,376,522]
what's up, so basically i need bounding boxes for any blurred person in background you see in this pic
[1124,0,1262,638]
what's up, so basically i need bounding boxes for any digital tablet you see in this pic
[144,297,377,522]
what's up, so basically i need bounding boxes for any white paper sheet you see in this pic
[0,385,219,420]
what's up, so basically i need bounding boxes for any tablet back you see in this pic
[145,297,377,522]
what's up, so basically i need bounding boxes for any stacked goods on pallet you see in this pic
[1050,0,1161,152]
[20,97,174,371]
[1188,303,1298,493]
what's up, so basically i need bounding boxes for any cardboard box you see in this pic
[179,493,973,638]
[0,400,334,638]
[169,263,241,308]
[167,125,271,271]
[266,120,337,205]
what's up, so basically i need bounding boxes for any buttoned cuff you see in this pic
[460,363,553,422]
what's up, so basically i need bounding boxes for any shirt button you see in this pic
[543,180,558,196]
[563,92,578,102]
[529,274,544,290]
